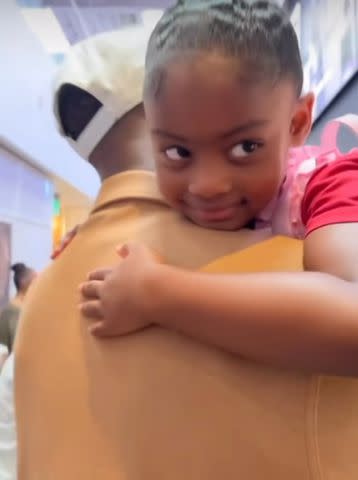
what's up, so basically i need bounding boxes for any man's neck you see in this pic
[93,154,154,182]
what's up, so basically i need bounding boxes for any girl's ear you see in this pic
[290,92,315,147]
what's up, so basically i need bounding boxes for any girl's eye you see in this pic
[230,141,261,159]
[165,146,191,161]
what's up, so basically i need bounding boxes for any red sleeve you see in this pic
[301,151,358,237]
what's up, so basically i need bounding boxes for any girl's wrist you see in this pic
[142,263,185,327]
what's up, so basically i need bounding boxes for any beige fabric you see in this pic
[202,235,304,273]
[15,170,358,479]
[15,170,268,479]
[204,241,358,480]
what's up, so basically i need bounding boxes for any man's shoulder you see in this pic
[93,170,166,213]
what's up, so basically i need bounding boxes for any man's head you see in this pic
[53,27,153,180]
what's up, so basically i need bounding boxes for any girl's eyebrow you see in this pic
[151,130,187,142]
[151,119,268,143]
[219,120,268,139]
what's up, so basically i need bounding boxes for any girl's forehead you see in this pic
[153,53,294,105]
[145,55,296,139]
[162,52,257,93]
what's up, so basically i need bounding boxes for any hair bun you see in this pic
[11,263,27,274]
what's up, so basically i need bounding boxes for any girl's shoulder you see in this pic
[269,115,358,238]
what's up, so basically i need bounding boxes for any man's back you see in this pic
[16,173,358,480]
[16,171,279,480]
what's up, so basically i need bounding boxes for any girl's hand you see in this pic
[79,244,162,337]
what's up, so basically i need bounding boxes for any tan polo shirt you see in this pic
[14,171,358,480]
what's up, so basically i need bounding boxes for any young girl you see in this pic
[80,0,358,376]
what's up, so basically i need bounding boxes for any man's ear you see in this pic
[289,92,315,147]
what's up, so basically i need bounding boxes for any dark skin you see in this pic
[148,53,311,231]
[90,104,154,180]
[80,52,358,376]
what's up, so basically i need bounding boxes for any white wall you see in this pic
[0,146,53,295]
[0,0,100,199]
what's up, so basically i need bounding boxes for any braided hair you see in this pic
[144,0,303,98]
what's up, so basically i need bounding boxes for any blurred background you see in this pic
[0,0,357,301]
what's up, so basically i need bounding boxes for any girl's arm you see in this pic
[146,223,358,376]
[80,223,358,376]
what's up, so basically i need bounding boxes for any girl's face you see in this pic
[145,52,313,230]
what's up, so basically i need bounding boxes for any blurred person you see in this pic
[14,27,269,480]
[0,344,8,373]
[0,264,35,478]
[0,264,36,353]
[0,354,16,479]
[0,223,11,312]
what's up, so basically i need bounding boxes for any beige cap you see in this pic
[53,26,151,159]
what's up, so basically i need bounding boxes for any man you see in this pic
[0,27,155,478]
[14,28,271,480]
[11,25,358,480]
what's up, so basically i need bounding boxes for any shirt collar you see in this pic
[92,170,167,213]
